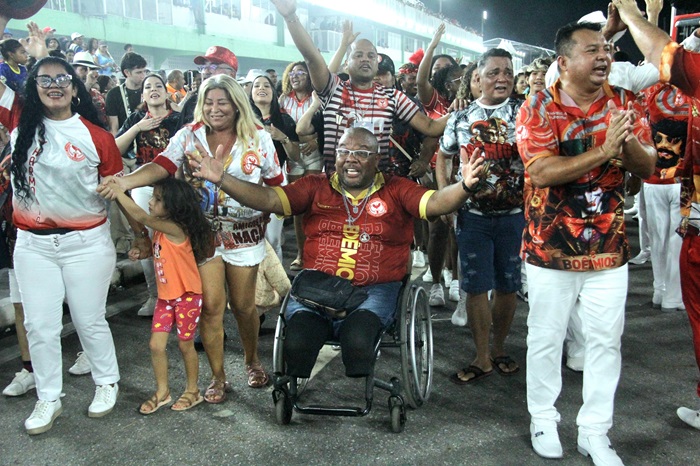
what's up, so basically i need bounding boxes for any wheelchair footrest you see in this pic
[294,404,370,417]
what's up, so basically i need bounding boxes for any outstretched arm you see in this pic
[416,23,445,106]
[329,20,359,73]
[272,0,331,92]
[613,0,671,67]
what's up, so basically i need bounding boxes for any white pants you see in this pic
[131,186,157,298]
[14,223,120,401]
[644,183,682,308]
[526,264,627,437]
[265,214,284,262]
[637,189,651,254]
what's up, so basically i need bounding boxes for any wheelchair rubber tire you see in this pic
[274,390,293,425]
[399,285,433,409]
[389,396,406,433]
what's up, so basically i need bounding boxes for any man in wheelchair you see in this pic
[189,126,483,378]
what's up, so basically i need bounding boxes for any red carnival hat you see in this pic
[193,46,239,72]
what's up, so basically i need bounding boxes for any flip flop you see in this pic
[449,365,493,385]
[138,392,172,415]
[171,390,204,411]
[491,356,520,376]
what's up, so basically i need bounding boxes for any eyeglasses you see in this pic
[446,76,463,86]
[199,64,234,74]
[289,70,307,78]
[35,74,73,89]
[336,148,374,159]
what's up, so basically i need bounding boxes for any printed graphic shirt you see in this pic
[440,97,524,215]
[0,63,27,94]
[273,173,434,286]
[154,124,284,250]
[516,81,653,271]
[152,231,202,300]
[117,109,182,166]
[0,87,123,231]
[317,74,420,175]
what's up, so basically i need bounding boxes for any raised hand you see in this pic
[428,23,446,51]
[188,140,226,184]
[459,146,486,191]
[271,0,297,18]
[20,21,47,59]
[341,20,360,47]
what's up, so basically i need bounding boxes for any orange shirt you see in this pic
[152,231,202,300]
[166,84,186,104]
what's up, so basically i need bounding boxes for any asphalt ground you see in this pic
[0,215,698,465]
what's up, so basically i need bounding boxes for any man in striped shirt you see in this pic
[272,0,447,175]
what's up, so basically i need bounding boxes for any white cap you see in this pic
[578,11,626,43]
[70,32,83,41]
[241,68,265,85]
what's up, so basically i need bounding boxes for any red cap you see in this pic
[193,46,238,72]
[42,26,55,34]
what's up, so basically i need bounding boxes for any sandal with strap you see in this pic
[138,391,171,415]
[246,364,269,388]
[290,258,303,271]
[171,390,204,411]
[204,379,232,404]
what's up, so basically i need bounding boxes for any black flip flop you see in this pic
[449,365,493,385]
[491,355,520,376]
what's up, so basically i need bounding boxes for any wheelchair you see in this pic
[271,276,433,433]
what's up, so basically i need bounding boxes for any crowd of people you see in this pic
[1,0,700,464]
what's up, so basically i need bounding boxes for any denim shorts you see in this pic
[284,280,402,336]
[456,209,526,295]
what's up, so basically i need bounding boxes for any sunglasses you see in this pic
[336,148,374,160]
[35,74,73,89]
[199,64,234,73]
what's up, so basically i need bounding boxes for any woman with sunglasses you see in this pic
[0,23,123,435]
[279,61,322,269]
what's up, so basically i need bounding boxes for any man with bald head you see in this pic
[272,0,447,175]
[189,126,480,379]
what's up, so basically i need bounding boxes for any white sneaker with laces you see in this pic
[428,283,445,306]
[68,351,91,376]
[25,399,62,435]
[137,296,157,317]
[412,250,426,268]
[451,291,467,327]
[3,369,36,396]
[577,435,623,466]
[88,383,119,418]
[422,269,433,282]
[628,251,650,265]
[448,280,460,302]
[442,268,453,285]
[530,421,563,459]
[677,407,700,429]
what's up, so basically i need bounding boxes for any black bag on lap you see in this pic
[290,269,368,319]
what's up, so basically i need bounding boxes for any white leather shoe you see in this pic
[25,399,62,435]
[531,422,563,459]
[577,435,623,466]
[88,383,119,417]
[3,369,36,396]
[412,250,426,268]
[628,251,650,265]
[677,407,700,430]
[566,355,584,372]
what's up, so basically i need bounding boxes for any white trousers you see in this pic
[15,223,120,401]
[643,183,682,308]
[131,186,157,297]
[265,214,284,262]
[637,189,651,253]
[526,264,627,437]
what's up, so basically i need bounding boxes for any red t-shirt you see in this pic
[516,81,653,271]
[273,173,434,285]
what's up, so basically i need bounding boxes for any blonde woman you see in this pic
[99,75,284,401]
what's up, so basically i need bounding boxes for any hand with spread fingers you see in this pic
[460,146,486,192]
[187,141,226,185]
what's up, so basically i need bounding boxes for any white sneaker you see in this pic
[577,435,623,466]
[448,280,460,302]
[3,369,36,396]
[428,283,445,306]
[451,291,467,327]
[566,355,584,372]
[624,205,638,216]
[68,351,91,376]
[412,250,426,268]
[516,289,529,303]
[422,269,433,282]
[530,421,563,459]
[677,407,700,430]
[628,251,650,265]
[137,296,157,317]
[88,383,119,418]
[442,268,453,284]
[25,399,62,435]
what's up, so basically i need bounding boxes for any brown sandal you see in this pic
[204,379,232,404]
[138,391,171,415]
[246,364,269,388]
[171,390,204,411]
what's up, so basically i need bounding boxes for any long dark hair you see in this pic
[249,75,283,128]
[154,177,214,263]
[137,73,174,112]
[432,64,462,102]
[12,57,103,202]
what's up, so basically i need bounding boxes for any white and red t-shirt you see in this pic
[280,91,314,123]
[154,123,284,250]
[317,74,420,175]
[0,87,123,231]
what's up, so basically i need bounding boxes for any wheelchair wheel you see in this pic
[272,303,310,395]
[399,284,433,409]
[273,389,293,425]
[388,396,406,433]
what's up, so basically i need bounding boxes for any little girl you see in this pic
[109,177,213,414]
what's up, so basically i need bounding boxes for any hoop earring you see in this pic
[72,96,81,106]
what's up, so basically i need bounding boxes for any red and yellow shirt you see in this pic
[516,81,653,271]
